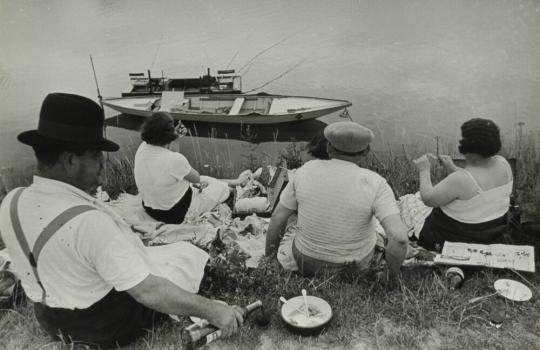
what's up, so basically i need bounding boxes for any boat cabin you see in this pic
[122,68,242,97]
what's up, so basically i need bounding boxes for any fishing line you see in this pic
[150,37,163,71]
[226,50,239,69]
[237,28,307,74]
[244,59,307,93]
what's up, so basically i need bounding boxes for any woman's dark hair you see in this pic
[140,112,178,146]
[458,118,501,157]
[306,133,330,160]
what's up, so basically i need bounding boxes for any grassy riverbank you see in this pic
[1,261,539,349]
[0,138,539,349]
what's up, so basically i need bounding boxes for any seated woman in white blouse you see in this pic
[134,112,246,224]
[413,118,513,251]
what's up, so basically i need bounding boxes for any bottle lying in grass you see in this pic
[181,300,268,350]
[445,267,464,290]
[489,298,506,328]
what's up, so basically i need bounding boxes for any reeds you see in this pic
[1,129,539,220]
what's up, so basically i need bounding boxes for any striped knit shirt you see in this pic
[280,159,399,264]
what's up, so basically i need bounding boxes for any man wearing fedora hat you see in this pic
[0,93,243,348]
[265,121,408,281]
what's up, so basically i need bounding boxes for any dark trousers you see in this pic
[34,289,167,349]
[418,207,507,251]
[143,187,193,224]
[292,240,374,278]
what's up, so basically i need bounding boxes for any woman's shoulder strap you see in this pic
[494,155,513,182]
[460,168,483,193]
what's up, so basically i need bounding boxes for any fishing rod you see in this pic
[237,29,305,74]
[150,38,162,71]
[243,59,306,93]
[89,54,110,186]
[238,37,289,73]
[89,54,102,106]
[89,54,112,132]
[226,50,239,70]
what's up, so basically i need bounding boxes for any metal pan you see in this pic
[280,295,332,336]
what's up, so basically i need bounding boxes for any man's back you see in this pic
[279,159,399,264]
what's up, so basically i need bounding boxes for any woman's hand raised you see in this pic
[438,155,458,173]
[413,153,437,172]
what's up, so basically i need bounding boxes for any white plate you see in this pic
[189,300,228,324]
[280,295,332,328]
[494,279,532,302]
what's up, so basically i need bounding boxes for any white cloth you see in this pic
[279,159,399,264]
[0,176,208,309]
[234,197,270,212]
[277,218,300,271]
[146,242,208,293]
[398,192,433,239]
[441,156,513,224]
[134,142,192,210]
[184,176,231,222]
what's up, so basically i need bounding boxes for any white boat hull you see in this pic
[102,94,351,125]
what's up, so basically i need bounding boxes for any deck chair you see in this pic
[160,91,186,112]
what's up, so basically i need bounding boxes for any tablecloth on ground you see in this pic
[107,191,268,268]
[0,189,435,297]
[107,190,432,272]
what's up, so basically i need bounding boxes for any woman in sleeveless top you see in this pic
[413,118,513,251]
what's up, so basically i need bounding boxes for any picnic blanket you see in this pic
[108,191,268,268]
[111,190,432,271]
[0,187,434,298]
[107,176,230,226]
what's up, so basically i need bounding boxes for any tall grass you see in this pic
[2,257,538,349]
[514,131,540,221]
[1,130,539,217]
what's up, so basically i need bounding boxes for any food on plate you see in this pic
[287,304,327,327]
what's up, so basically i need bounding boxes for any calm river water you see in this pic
[1,0,539,172]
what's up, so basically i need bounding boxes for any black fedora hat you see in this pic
[18,93,119,152]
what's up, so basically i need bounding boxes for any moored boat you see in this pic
[102,92,351,124]
[121,68,242,97]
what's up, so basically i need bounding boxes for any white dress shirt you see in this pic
[0,176,151,309]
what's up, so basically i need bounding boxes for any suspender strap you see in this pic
[9,188,32,262]
[33,205,97,262]
[9,188,45,302]
[9,187,96,305]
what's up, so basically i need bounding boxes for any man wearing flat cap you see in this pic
[266,121,408,281]
[0,93,243,348]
